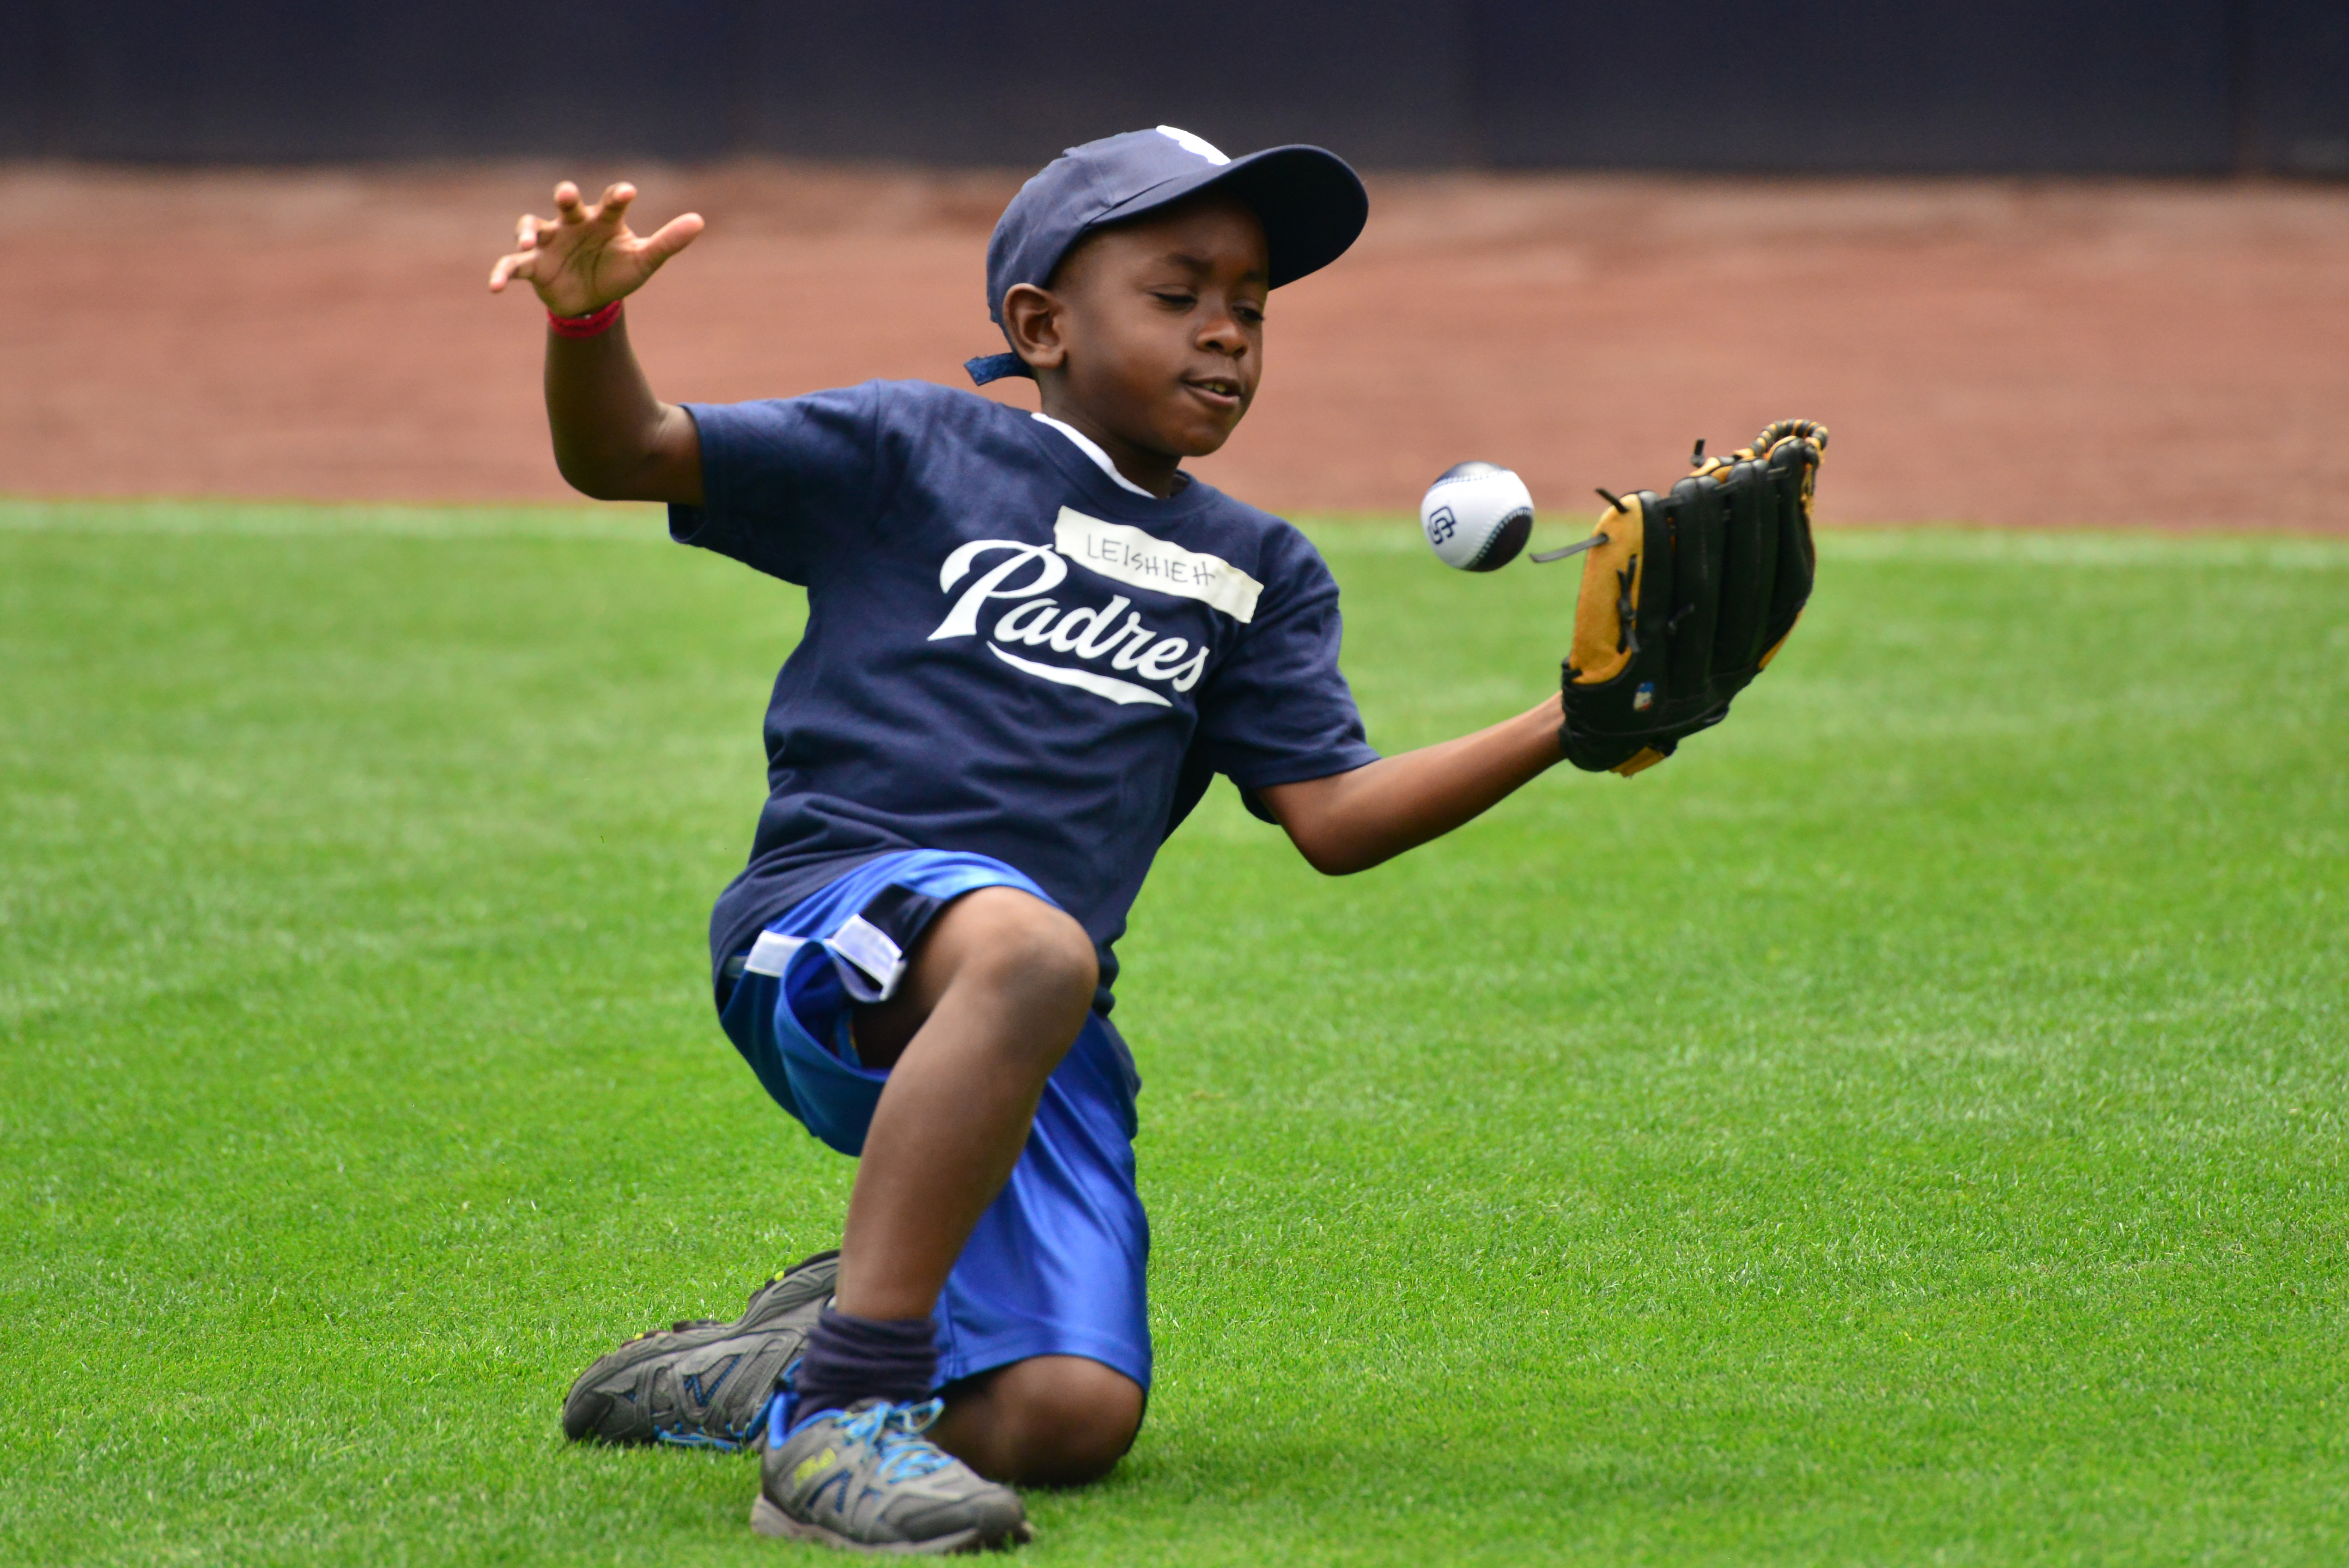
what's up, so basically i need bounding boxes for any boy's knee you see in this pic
[996,1356,1144,1486]
[852,887,1099,1073]
[942,1355,1144,1487]
[954,888,1099,1013]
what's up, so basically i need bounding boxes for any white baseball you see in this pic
[1420,462,1535,572]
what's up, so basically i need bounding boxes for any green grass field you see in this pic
[3,499,2345,1566]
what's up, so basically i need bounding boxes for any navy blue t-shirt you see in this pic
[671,379,1379,1012]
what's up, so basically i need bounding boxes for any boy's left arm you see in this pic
[1255,695,1563,875]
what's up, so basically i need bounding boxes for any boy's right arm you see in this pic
[489,181,706,505]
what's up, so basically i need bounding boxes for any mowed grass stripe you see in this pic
[0,496,667,543]
[1,501,2343,1565]
[9,494,2348,570]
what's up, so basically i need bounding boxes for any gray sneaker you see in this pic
[753,1398,1031,1554]
[561,1250,838,1450]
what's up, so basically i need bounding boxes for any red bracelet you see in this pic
[548,299,623,339]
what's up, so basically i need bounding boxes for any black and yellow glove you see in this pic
[1548,419,1827,776]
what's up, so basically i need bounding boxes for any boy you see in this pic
[489,128,1571,1553]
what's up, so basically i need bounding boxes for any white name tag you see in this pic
[1053,509,1262,624]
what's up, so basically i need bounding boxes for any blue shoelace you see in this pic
[839,1398,955,1484]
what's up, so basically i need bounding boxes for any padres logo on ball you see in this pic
[1420,461,1535,571]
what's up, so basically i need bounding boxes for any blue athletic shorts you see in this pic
[716,850,1151,1392]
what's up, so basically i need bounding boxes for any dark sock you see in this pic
[790,1305,937,1423]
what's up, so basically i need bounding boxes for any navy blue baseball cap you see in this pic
[965,125,1368,385]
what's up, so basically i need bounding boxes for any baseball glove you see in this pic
[1540,419,1827,776]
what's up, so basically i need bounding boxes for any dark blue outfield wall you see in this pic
[4,0,2345,176]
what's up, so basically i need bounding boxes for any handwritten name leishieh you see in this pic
[1051,509,1263,623]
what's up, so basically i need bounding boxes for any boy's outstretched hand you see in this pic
[488,182,704,317]
[496,180,706,504]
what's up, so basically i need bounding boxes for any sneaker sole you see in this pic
[750,1494,1032,1554]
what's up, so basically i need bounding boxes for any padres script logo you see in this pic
[927,509,1263,709]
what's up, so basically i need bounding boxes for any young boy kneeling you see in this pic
[491,128,1568,1553]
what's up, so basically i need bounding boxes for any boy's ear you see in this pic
[1000,283,1067,374]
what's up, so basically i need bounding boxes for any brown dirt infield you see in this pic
[4,161,2345,529]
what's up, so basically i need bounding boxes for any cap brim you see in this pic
[1095,144,1368,289]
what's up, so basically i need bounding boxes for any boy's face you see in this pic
[1005,194,1270,472]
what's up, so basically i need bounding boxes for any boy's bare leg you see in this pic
[827,887,1141,1481]
[839,887,1098,1319]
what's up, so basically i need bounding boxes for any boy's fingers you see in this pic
[596,183,637,225]
[488,249,533,291]
[639,212,705,265]
[514,213,539,248]
[553,182,585,219]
